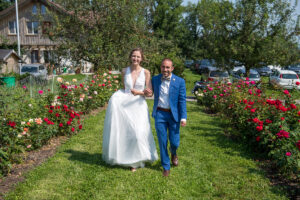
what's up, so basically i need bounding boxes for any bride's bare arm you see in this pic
[121,68,126,89]
[144,69,153,97]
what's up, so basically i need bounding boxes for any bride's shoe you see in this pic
[130,167,137,172]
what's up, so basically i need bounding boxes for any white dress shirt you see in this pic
[157,75,171,109]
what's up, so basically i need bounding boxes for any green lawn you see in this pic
[183,69,201,96]
[58,74,91,83]
[4,101,288,200]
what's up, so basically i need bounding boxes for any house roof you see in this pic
[0,0,67,18]
[0,49,22,62]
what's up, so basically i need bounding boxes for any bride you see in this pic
[102,48,158,171]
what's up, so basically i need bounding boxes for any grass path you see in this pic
[5,101,288,199]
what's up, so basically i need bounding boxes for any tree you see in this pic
[49,0,151,71]
[150,0,185,44]
[190,0,300,73]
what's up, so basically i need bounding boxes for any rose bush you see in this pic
[0,71,120,177]
[198,79,300,176]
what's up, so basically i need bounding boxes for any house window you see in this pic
[41,5,46,14]
[31,50,39,63]
[27,22,39,34]
[42,21,51,34]
[32,5,37,14]
[8,21,17,34]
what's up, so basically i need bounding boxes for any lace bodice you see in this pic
[124,67,145,93]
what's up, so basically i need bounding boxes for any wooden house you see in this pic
[0,0,64,65]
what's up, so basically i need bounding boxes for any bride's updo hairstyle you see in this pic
[129,48,145,64]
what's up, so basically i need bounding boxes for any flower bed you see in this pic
[197,79,300,176]
[0,71,120,177]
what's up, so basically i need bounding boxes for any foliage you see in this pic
[184,0,300,73]
[0,0,13,12]
[0,71,121,177]
[197,79,300,176]
[50,0,150,71]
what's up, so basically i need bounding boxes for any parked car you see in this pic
[230,65,246,75]
[20,64,47,79]
[184,60,194,68]
[192,80,208,96]
[256,66,272,76]
[269,69,300,89]
[248,69,261,83]
[285,64,300,75]
[197,59,217,74]
[202,69,231,83]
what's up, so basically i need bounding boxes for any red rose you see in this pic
[290,104,297,109]
[281,117,285,121]
[59,123,63,127]
[256,136,260,141]
[296,81,300,85]
[250,109,256,113]
[79,125,82,129]
[285,152,291,156]
[283,90,289,95]
[256,125,263,131]
[265,119,272,124]
[67,121,71,125]
[71,127,75,132]
[56,113,60,117]
[48,110,53,113]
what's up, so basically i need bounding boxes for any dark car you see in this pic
[286,64,300,75]
[198,59,216,74]
[192,80,208,96]
[256,66,272,76]
[184,60,194,68]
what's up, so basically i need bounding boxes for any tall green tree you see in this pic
[189,0,300,73]
[150,0,185,44]
[50,0,151,71]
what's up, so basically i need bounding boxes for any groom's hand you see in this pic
[143,88,153,97]
[180,120,186,127]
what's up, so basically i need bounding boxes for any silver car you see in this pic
[248,69,261,83]
[20,64,47,79]
[269,69,300,89]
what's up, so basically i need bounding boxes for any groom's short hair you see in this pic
[161,58,173,66]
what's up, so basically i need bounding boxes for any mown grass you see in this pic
[183,69,201,96]
[57,74,91,83]
[4,101,288,200]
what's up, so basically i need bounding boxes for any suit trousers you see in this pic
[155,109,180,170]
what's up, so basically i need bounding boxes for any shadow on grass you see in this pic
[64,149,162,172]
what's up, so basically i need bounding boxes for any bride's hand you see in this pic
[131,89,140,96]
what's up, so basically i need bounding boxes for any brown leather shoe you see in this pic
[163,170,170,177]
[171,154,178,166]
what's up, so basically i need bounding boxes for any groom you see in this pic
[146,58,187,177]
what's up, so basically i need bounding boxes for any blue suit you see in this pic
[152,74,187,170]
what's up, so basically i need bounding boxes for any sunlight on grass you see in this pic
[4,101,288,200]
[183,69,201,96]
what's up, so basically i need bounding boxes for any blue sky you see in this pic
[182,0,300,17]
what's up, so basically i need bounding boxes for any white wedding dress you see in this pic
[102,67,158,168]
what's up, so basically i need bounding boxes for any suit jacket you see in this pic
[152,74,187,122]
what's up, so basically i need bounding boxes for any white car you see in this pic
[20,64,47,79]
[269,69,300,89]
